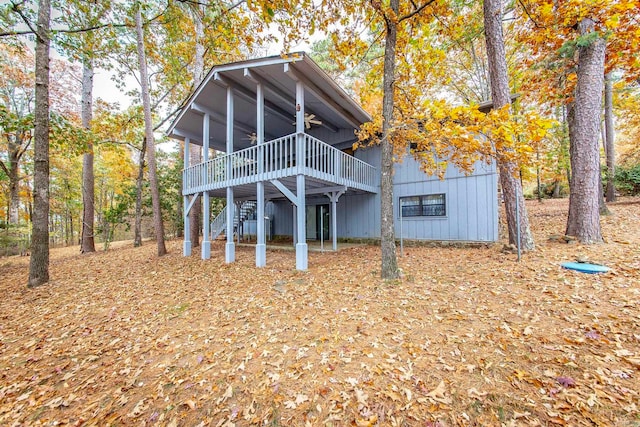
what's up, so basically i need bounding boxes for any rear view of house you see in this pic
[168,53,498,270]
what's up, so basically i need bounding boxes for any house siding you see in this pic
[391,153,498,242]
[264,145,498,243]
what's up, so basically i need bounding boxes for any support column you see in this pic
[256,81,266,266]
[296,174,307,270]
[225,85,235,263]
[292,205,297,246]
[256,183,266,266]
[201,116,211,260]
[331,199,337,251]
[294,79,307,270]
[183,137,191,256]
[325,189,345,252]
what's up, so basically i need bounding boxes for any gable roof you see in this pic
[167,52,371,151]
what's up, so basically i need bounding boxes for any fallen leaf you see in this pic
[556,376,576,388]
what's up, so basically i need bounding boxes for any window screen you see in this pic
[400,194,446,217]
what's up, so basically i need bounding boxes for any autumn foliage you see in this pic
[1,198,639,425]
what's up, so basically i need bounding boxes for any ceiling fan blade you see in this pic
[309,119,322,125]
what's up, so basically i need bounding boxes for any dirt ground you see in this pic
[0,198,638,426]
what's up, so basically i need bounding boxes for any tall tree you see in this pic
[80,59,95,252]
[515,1,640,242]
[604,72,616,202]
[28,0,51,287]
[0,44,34,226]
[189,2,206,249]
[483,0,534,250]
[378,0,402,280]
[135,3,166,256]
[565,18,605,242]
[55,0,119,253]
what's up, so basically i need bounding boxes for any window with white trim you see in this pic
[400,194,446,217]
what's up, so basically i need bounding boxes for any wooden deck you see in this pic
[182,133,377,196]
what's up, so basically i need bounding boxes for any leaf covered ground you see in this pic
[1,198,639,426]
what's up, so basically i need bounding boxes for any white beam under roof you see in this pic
[284,62,363,129]
[244,68,338,133]
[216,71,294,126]
[171,128,202,144]
[166,53,371,145]
[191,102,275,141]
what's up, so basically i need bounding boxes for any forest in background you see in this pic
[0,0,639,273]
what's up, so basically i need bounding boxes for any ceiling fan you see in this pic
[242,132,258,144]
[293,112,323,129]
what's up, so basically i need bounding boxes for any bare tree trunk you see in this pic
[598,165,610,215]
[379,0,400,280]
[536,150,542,202]
[80,59,96,253]
[135,5,166,256]
[604,72,616,202]
[189,4,205,247]
[483,0,534,250]
[565,18,604,243]
[134,138,146,247]
[7,144,21,225]
[28,0,51,288]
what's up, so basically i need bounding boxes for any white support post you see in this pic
[225,85,235,263]
[294,79,307,270]
[256,183,265,266]
[236,201,242,244]
[292,205,297,246]
[201,118,211,260]
[331,199,337,251]
[183,137,191,256]
[296,174,307,270]
[295,80,305,173]
[226,188,235,262]
[325,190,344,251]
[256,81,266,267]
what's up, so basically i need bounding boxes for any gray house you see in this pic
[167,53,498,270]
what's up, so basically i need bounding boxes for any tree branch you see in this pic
[6,0,38,37]
[398,0,438,23]
[0,159,9,176]
[1,4,167,37]
[154,106,181,131]
[517,0,543,29]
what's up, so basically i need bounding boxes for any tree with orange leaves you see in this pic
[516,0,640,243]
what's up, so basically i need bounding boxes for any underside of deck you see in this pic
[203,176,372,201]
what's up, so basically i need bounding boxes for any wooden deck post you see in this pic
[225,85,235,263]
[183,137,191,256]
[256,81,266,267]
[201,115,211,260]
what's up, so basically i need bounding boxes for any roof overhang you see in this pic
[167,52,371,151]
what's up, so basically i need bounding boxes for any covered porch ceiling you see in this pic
[167,52,372,152]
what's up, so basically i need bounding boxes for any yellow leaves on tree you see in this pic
[516,0,640,104]
[356,100,553,179]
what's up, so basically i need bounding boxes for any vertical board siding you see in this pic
[392,153,498,242]
[263,146,498,243]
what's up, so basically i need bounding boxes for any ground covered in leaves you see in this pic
[1,198,639,426]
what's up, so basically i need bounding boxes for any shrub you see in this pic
[615,164,640,196]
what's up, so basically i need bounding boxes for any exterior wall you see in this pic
[268,145,499,242]
[392,155,498,241]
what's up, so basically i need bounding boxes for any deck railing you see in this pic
[183,133,377,194]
